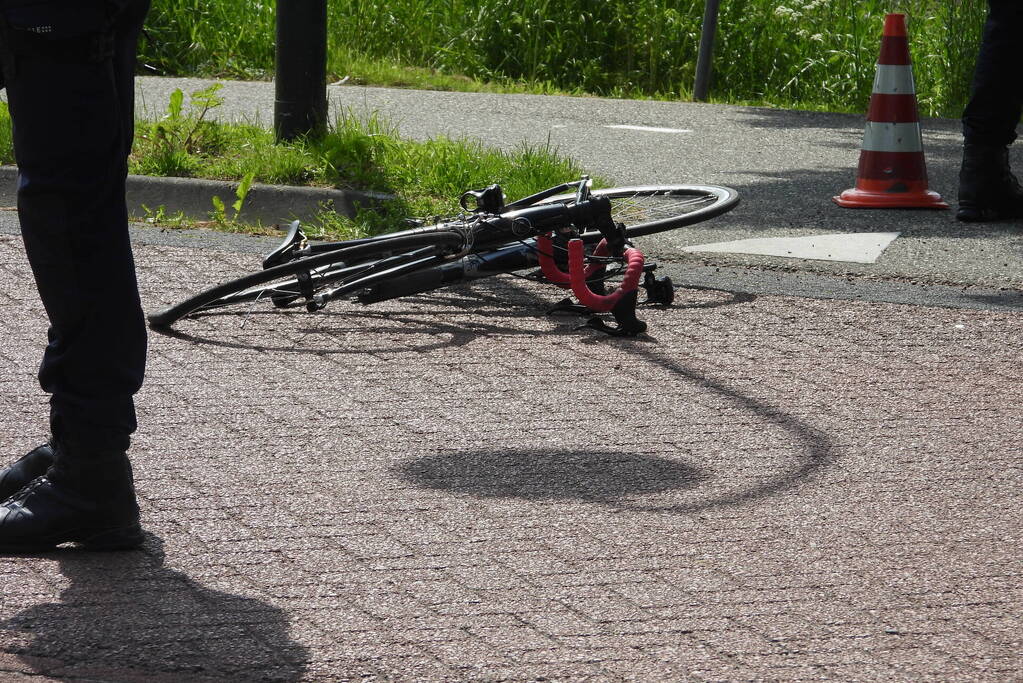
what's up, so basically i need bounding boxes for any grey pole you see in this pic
[693,0,722,101]
[275,0,328,141]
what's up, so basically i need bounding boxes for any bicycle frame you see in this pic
[302,178,653,335]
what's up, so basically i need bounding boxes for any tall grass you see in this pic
[141,0,985,117]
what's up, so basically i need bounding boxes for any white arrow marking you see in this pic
[683,232,901,264]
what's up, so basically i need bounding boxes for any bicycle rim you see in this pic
[541,184,739,240]
[148,231,463,328]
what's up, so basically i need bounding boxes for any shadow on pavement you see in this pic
[400,449,708,503]
[622,350,836,513]
[966,292,1023,309]
[710,167,1023,241]
[151,277,832,513]
[1,534,309,681]
[148,282,757,354]
[149,303,556,354]
[394,276,835,511]
[694,109,1023,244]
[737,106,961,135]
[398,348,835,514]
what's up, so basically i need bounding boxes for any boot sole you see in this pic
[0,523,144,553]
[957,201,1023,222]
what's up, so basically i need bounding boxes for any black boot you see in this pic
[0,446,142,552]
[957,143,1023,222]
[0,443,55,501]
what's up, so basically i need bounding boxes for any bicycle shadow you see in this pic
[397,347,834,513]
[148,270,827,511]
[400,449,709,503]
[1,534,309,681]
[146,279,756,355]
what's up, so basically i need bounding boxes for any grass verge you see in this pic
[0,85,593,240]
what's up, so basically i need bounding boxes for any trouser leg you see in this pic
[4,0,150,452]
[962,0,1023,146]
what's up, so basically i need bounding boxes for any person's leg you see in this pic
[958,0,1023,221]
[0,0,150,550]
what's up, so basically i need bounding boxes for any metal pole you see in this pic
[693,0,722,101]
[275,0,328,141]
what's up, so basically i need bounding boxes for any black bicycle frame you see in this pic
[319,189,623,306]
[357,240,542,304]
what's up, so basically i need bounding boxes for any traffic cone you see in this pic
[833,14,948,209]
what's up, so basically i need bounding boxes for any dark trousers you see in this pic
[2,0,150,449]
[962,0,1023,146]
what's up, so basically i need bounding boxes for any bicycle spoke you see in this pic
[609,191,716,224]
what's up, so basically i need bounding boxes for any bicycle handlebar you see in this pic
[567,239,644,313]
[503,181,576,210]
[536,233,609,286]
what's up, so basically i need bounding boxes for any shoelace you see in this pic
[4,476,50,506]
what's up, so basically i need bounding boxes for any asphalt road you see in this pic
[133,77,1023,293]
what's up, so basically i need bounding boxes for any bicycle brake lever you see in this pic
[579,292,647,337]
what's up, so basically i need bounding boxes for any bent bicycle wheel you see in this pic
[148,231,463,328]
[541,184,739,240]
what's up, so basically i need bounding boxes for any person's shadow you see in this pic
[2,534,309,681]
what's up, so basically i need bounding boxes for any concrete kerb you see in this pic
[0,165,390,227]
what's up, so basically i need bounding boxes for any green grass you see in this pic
[0,89,591,240]
[0,108,14,166]
[139,0,986,118]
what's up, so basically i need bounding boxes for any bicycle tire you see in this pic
[539,184,739,240]
[148,231,463,328]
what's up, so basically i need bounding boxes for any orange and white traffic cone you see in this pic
[833,13,948,209]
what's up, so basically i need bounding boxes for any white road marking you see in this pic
[605,124,693,134]
[683,232,901,264]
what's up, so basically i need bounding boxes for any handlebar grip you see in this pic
[568,239,644,313]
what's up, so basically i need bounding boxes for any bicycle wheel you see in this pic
[148,231,464,328]
[540,184,739,240]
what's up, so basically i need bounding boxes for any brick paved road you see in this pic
[1,233,1021,681]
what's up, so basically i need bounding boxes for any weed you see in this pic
[132,83,230,176]
[209,170,257,226]
[140,204,188,227]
